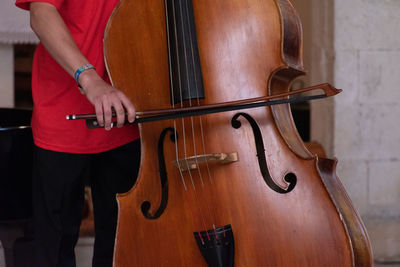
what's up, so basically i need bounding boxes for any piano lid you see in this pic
[0,108,33,221]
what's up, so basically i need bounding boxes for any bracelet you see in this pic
[74,64,95,93]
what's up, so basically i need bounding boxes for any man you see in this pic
[15,0,140,266]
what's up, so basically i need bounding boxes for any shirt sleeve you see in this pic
[15,0,63,11]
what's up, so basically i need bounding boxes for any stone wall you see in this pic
[292,0,400,262]
[334,0,400,262]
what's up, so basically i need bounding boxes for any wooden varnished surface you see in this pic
[104,0,372,266]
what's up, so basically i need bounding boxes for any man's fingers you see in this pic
[90,87,135,130]
[94,101,104,127]
[118,92,136,123]
[112,100,125,128]
[102,96,112,130]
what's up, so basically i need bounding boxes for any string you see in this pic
[184,0,218,236]
[186,0,218,238]
[178,0,210,237]
[184,0,221,235]
[166,0,187,189]
[169,0,208,240]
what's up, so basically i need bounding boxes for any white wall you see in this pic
[0,0,38,109]
[0,44,14,108]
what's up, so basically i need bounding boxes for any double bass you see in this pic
[75,0,374,265]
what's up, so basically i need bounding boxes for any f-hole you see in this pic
[231,113,296,194]
[141,127,176,219]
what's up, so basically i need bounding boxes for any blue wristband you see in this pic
[74,64,95,87]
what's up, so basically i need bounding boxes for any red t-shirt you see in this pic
[15,0,140,154]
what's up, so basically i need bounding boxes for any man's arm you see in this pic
[29,2,135,130]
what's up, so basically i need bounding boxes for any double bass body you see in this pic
[104,0,373,266]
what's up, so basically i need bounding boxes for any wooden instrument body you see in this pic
[104,0,373,266]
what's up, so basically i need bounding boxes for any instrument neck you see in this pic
[165,0,205,105]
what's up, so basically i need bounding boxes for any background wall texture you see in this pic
[292,0,400,262]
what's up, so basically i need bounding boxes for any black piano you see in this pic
[0,108,34,267]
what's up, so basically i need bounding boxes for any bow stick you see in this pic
[66,83,340,129]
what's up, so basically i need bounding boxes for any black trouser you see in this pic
[32,140,140,267]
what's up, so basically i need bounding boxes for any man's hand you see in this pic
[79,69,135,130]
[30,2,135,130]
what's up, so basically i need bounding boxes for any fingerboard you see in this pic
[165,0,205,106]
